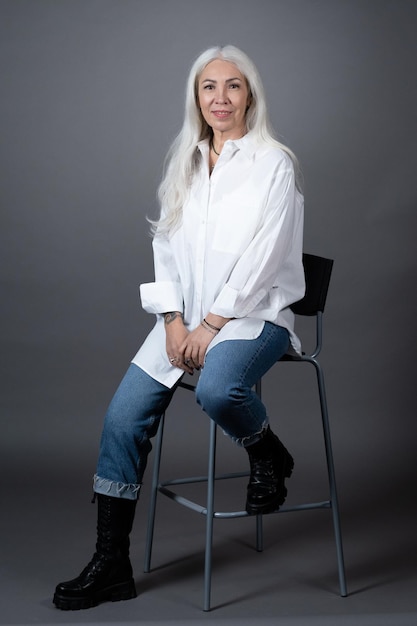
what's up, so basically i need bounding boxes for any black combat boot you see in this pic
[245,426,294,515]
[53,494,137,610]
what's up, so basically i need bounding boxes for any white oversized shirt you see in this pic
[132,132,305,388]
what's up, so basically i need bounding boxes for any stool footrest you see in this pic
[159,471,249,487]
[158,481,332,518]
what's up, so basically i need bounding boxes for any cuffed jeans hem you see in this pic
[229,420,269,448]
[93,474,141,501]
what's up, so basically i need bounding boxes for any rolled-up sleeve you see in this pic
[211,161,304,319]
[140,280,183,314]
[139,230,184,314]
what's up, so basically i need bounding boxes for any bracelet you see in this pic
[202,318,221,332]
[201,320,219,335]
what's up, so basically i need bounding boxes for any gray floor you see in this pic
[1,450,417,626]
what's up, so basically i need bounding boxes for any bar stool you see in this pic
[143,253,347,610]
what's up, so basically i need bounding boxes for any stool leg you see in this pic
[203,419,216,611]
[144,413,165,573]
[314,360,347,597]
[254,380,264,553]
[256,514,264,552]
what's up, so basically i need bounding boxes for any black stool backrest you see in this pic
[291,253,334,317]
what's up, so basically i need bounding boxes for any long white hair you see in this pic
[151,45,301,236]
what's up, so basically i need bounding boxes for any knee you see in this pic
[196,377,221,414]
[196,378,247,415]
[103,401,159,448]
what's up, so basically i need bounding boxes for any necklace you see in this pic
[210,139,220,156]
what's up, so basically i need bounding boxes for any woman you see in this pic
[53,45,305,611]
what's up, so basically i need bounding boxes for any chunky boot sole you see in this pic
[246,449,294,516]
[53,577,137,611]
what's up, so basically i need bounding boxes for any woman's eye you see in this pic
[229,83,239,89]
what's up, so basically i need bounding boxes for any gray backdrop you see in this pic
[1,0,417,523]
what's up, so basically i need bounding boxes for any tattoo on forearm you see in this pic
[164,311,183,325]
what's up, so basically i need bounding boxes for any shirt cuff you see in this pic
[140,281,183,315]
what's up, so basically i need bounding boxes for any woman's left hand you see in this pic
[178,324,215,370]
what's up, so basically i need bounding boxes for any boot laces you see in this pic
[248,456,277,486]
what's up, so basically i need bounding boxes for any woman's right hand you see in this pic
[164,312,194,374]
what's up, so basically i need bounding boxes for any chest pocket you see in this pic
[211,194,262,255]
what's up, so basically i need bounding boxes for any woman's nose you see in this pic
[215,87,229,103]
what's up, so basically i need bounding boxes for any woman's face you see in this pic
[198,59,251,140]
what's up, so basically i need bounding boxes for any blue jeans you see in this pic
[94,322,289,500]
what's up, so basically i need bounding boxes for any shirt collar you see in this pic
[227,131,257,159]
[197,130,257,160]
